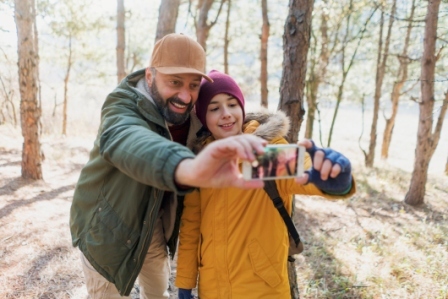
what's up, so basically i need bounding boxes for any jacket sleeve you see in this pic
[99,90,195,193]
[271,136,356,199]
[278,153,356,199]
[176,189,201,289]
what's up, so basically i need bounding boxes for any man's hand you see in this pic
[295,139,352,194]
[175,134,268,189]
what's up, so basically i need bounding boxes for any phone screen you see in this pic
[249,145,300,180]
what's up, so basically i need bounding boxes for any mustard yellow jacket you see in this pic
[176,111,356,299]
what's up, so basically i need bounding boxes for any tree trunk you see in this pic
[0,77,18,126]
[327,81,345,147]
[278,0,314,297]
[62,35,72,136]
[365,10,384,165]
[445,153,448,176]
[305,76,317,139]
[196,0,215,51]
[14,0,43,180]
[260,0,269,108]
[327,1,375,147]
[31,0,42,136]
[405,0,442,206]
[381,0,416,159]
[288,260,300,299]
[304,26,317,140]
[305,8,329,139]
[195,0,225,54]
[155,0,180,42]
[223,0,231,74]
[277,0,314,144]
[365,1,396,167]
[116,0,126,83]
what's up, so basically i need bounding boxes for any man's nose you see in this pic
[177,88,191,103]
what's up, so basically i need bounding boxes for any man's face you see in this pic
[146,68,202,125]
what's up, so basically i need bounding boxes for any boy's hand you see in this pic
[295,139,352,194]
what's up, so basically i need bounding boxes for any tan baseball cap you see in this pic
[150,33,213,82]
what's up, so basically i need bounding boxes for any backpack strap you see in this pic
[263,180,301,247]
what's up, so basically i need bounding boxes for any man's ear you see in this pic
[145,67,153,87]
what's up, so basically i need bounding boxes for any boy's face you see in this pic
[146,68,202,125]
[205,93,243,140]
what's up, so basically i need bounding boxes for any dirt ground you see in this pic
[0,114,447,298]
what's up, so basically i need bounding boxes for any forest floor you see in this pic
[0,120,447,299]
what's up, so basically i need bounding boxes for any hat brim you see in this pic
[155,67,213,82]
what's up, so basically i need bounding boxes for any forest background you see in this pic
[0,0,447,298]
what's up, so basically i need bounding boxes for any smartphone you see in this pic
[242,144,305,180]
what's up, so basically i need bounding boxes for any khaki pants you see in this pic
[81,217,170,299]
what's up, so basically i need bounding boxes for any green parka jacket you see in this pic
[70,69,200,296]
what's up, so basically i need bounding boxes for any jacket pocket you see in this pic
[248,239,281,288]
[85,199,140,277]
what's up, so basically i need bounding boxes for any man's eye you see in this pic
[190,84,200,90]
[170,81,180,86]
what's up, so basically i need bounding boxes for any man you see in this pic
[70,33,267,299]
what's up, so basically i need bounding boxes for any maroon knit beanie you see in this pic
[195,70,245,129]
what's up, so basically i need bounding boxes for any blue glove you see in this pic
[305,140,352,195]
[178,288,193,299]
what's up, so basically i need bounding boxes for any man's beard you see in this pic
[149,81,192,125]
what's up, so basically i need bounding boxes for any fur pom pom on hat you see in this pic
[195,70,245,129]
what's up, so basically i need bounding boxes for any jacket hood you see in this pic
[244,108,290,141]
[192,108,290,154]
